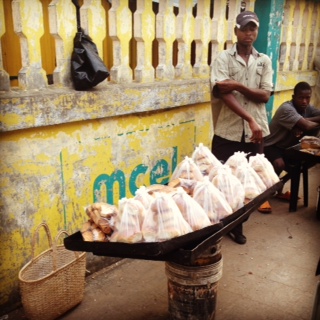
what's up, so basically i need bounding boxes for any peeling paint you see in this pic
[0,102,212,308]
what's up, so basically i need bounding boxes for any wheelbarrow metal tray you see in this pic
[64,180,284,262]
[64,222,223,261]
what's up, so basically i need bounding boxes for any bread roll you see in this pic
[193,177,233,223]
[172,187,211,231]
[112,198,144,243]
[191,143,222,176]
[146,184,177,196]
[85,202,118,236]
[81,220,107,242]
[142,193,192,242]
[300,136,320,149]
[168,178,197,196]
[170,156,204,181]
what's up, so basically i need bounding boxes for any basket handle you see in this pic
[54,229,80,259]
[31,222,57,271]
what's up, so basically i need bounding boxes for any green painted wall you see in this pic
[254,0,286,121]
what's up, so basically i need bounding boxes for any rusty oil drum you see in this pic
[165,239,223,320]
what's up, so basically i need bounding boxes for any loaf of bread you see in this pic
[300,136,320,149]
[225,151,248,175]
[85,202,118,236]
[142,193,192,242]
[168,178,197,196]
[191,143,222,176]
[234,163,267,200]
[110,198,144,243]
[146,184,177,197]
[81,220,107,242]
[249,154,280,188]
[172,187,211,231]
[211,165,245,212]
[193,177,233,223]
[170,156,204,181]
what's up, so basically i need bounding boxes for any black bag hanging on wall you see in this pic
[71,0,109,90]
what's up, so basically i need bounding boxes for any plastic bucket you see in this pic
[165,257,223,320]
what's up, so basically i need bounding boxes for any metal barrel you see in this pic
[165,240,223,320]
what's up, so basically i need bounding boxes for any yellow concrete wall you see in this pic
[1,0,320,313]
[0,101,212,309]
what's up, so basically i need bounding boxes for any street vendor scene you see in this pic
[1,0,320,319]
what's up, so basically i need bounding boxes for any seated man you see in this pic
[258,81,320,213]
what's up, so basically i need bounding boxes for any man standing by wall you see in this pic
[210,11,274,244]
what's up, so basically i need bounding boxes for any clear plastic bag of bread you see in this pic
[110,198,145,243]
[192,176,233,224]
[191,143,223,176]
[85,202,118,236]
[171,187,212,231]
[134,185,155,209]
[249,154,280,188]
[141,192,192,242]
[170,156,204,182]
[81,220,107,242]
[234,163,267,201]
[168,178,198,196]
[225,151,249,175]
[211,165,245,212]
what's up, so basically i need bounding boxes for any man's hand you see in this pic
[219,92,263,144]
[248,119,263,143]
[292,127,304,138]
[215,80,239,94]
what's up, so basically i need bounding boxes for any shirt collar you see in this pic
[229,43,260,58]
[290,100,307,116]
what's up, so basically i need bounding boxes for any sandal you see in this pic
[258,201,272,214]
[276,191,300,201]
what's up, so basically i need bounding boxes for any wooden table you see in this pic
[285,144,320,214]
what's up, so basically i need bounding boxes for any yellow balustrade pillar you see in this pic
[81,0,107,74]
[134,0,155,82]
[279,1,295,72]
[0,0,10,91]
[48,0,79,87]
[299,3,318,71]
[307,4,319,70]
[108,0,133,83]
[155,0,175,80]
[12,0,47,90]
[175,0,194,79]
[193,0,211,77]
[210,0,227,63]
[289,3,301,71]
[225,0,241,49]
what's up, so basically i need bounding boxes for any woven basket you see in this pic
[19,223,87,320]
